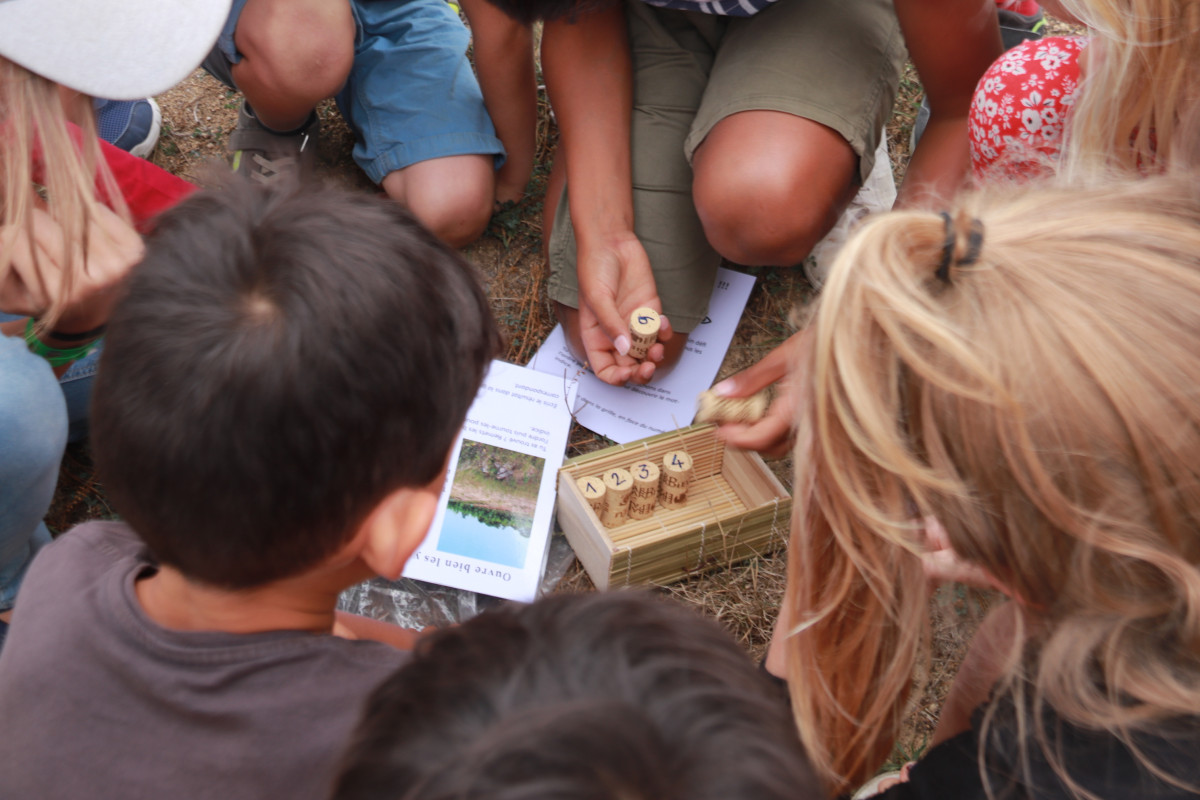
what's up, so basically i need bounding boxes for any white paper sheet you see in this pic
[402,360,572,602]
[529,267,755,444]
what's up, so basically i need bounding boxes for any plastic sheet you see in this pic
[337,534,577,628]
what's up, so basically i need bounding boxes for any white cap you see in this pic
[0,0,233,99]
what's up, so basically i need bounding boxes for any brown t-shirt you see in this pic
[0,521,407,800]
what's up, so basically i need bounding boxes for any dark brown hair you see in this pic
[332,591,820,800]
[92,179,501,588]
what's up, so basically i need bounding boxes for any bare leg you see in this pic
[764,597,791,678]
[692,110,860,267]
[382,154,496,248]
[461,0,538,205]
[230,0,356,131]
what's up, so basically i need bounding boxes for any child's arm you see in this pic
[542,7,666,386]
[332,611,427,650]
[461,0,538,205]
[1,203,143,375]
[930,602,1019,746]
[894,0,1004,205]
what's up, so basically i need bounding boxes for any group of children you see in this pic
[2,0,1200,797]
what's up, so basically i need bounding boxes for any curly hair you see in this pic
[784,175,1200,797]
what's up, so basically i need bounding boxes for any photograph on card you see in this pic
[436,439,545,568]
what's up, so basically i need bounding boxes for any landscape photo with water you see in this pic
[436,440,545,568]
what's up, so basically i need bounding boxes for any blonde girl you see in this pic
[0,56,140,334]
[1058,0,1200,177]
[0,0,227,642]
[0,54,143,645]
[777,175,1200,798]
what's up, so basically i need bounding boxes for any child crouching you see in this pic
[0,178,500,799]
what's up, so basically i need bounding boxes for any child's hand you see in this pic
[921,517,1007,593]
[0,203,143,325]
[577,231,673,386]
[712,331,808,457]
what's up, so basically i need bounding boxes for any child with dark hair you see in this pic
[331,591,821,800]
[0,179,501,800]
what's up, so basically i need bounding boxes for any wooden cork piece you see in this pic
[627,460,661,520]
[694,389,769,425]
[576,475,607,517]
[600,467,634,527]
[627,307,661,361]
[660,450,694,509]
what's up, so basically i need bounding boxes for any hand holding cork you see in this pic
[695,388,769,425]
[627,307,661,361]
[708,330,809,458]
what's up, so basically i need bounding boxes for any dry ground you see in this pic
[47,34,1064,765]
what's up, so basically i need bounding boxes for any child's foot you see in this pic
[495,180,526,206]
[997,0,1045,49]
[94,97,162,158]
[228,102,320,183]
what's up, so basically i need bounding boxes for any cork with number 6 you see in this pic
[627,307,661,361]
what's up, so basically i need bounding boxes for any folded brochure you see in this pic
[401,360,573,602]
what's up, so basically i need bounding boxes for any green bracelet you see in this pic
[23,317,103,368]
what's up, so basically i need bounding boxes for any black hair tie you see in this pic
[936,212,985,284]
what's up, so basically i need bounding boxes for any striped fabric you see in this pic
[641,0,778,16]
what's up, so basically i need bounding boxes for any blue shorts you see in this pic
[203,0,505,183]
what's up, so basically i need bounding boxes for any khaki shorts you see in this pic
[548,0,905,331]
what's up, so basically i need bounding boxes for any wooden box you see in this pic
[556,424,792,590]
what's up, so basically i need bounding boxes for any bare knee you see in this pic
[234,0,355,104]
[383,155,496,248]
[692,111,858,266]
[414,187,494,249]
[694,155,854,266]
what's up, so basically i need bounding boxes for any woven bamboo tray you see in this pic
[556,424,791,590]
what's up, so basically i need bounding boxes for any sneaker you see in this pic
[998,5,1045,49]
[94,97,162,158]
[227,102,320,183]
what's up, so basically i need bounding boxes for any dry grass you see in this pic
[51,40,1005,772]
